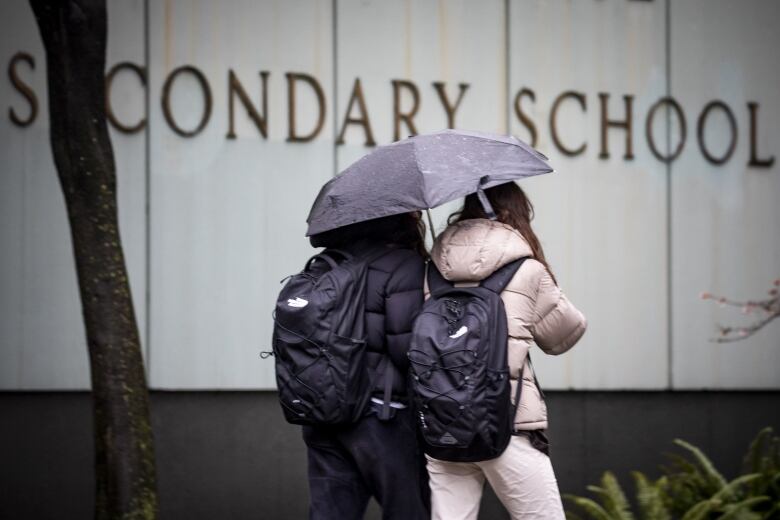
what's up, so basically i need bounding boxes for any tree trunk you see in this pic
[29,1,158,518]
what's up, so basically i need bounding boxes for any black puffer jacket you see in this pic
[358,246,425,404]
[310,214,426,406]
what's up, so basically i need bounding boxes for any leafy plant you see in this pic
[565,428,780,520]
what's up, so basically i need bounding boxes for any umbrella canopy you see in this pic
[306,129,553,236]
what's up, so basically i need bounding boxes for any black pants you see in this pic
[302,405,430,520]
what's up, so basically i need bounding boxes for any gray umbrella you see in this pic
[306,129,553,236]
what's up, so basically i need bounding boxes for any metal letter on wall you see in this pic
[161,65,213,138]
[105,61,147,134]
[697,100,737,165]
[7,52,38,127]
[227,70,269,140]
[747,102,775,168]
[513,88,537,148]
[286,72,326,143]
[550,90,587,156]
[598,93,635,160]
[432,82,470,129]
[645,97,686,163]
[336,78,376,147]
[391,79,420,141]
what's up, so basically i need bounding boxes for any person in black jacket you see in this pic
[303,212,429,520]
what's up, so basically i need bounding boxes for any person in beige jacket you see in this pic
[425,182,587,520]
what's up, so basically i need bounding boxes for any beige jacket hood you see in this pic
[429,218,587,430]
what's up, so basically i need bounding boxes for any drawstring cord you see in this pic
[408,347,475,420]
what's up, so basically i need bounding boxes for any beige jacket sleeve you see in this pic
[530,269,587,355]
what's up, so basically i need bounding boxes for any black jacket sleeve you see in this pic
[383,253,425,371]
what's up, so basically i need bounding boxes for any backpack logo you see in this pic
[449,325,468,339]
[286,297,309,308]
[439,432,458,445]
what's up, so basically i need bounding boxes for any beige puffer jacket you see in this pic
[428,218,587,430]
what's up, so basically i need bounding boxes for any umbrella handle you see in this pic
[477,175,498,221]
[477,187,498,221]
[425,208,437,244]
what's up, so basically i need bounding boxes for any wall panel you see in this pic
[0,0,147,389]
[147,0,334,389]
[509,0,669,388]
[669,0,780,389]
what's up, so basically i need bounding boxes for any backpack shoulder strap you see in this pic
[512,363,525,426]
[305,253,336,272]
[512,353,544,431]
[480,256,530,294]
[377,356,394,421]
[304,249,354,272]
[426,261,452,296]
[323,248,354,262]
[526,353,545,399]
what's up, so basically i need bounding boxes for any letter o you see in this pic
[645,97,687,162]
[697,101,737,165]
[161,65,212,137]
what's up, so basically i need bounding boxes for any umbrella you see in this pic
[306,129,553,236]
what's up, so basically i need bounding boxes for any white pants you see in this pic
[426,436,565,520]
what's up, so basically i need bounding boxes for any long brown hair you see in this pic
[449,182,556,283]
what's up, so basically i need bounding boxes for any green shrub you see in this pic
[565,427,780,520]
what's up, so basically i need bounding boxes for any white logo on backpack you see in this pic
[449,325,468,339]
[287,297,309,308]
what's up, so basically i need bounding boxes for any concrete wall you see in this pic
[1,0,779,389]
[2,391,779,519]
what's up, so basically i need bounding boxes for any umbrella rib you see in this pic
[411,140,430,209]
[446,132,515,146]
[447,132,549,161]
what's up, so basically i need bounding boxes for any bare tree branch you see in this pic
[701,279,780,343]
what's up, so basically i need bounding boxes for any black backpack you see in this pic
[408,257,528,462]
[271,247,393,425]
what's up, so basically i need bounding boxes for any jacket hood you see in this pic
[430,218,533,282]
